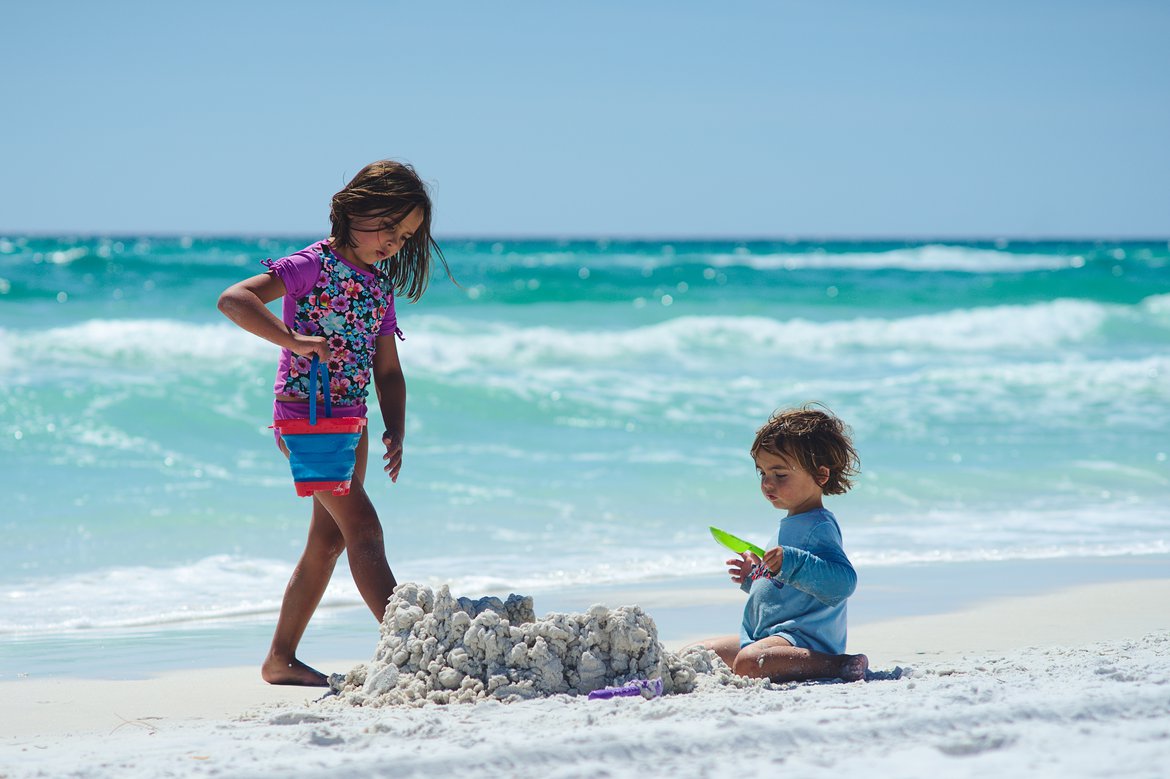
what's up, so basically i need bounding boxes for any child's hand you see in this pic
[382,430,403,483]
[762,546,784,576]
[289,333,330,361]
[727,552,759,585]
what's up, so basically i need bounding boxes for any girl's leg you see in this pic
[311,479,398,619]
[263,431,398,686]
[683,635,743,670]
[261,497,346,685]
[733,635,868,683]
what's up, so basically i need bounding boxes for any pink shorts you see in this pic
[272,399,368,443]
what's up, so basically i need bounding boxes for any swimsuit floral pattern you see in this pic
[266,243,398,405]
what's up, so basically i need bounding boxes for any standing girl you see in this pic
[218,160,445,686]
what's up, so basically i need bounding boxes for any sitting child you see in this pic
[692,404,868,682]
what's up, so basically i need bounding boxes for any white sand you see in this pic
[3,579,1169,778]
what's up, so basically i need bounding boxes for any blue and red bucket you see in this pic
[272,355,367,497]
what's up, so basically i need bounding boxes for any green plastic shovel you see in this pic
[709,526,766,559]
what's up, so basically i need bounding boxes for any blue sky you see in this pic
[3,1,1168,237]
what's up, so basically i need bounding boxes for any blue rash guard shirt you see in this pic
[739,507,856,654]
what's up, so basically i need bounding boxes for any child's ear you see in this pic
[815,466,831,487]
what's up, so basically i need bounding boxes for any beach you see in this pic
[3,569,1169,778]
[2,237,1168,776]
[4,0,1168,771]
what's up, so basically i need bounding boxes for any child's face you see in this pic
[343,206,425,269]
[754,449,829,516]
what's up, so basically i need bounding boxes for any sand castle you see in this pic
[327,583,755,707]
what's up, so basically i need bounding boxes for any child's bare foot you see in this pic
[262,655,329,686]
[839,653,869,682]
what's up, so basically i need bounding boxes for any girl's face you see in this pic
[754,449,829,516]
[337,206,424,269]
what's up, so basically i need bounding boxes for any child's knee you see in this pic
[731,650,764,677]
[347,530,387,562]
[307,522,346,560]
[319,537,346,561]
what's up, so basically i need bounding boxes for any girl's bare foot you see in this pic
[839,653,869,682]
[262,655,329,686]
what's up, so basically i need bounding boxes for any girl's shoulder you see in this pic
[262,240,329,272]
[261,241,330,299]
[782,508,843,544]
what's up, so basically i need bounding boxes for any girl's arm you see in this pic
[217,273,329,360]
[774,546,856,606]
[372,334,406,482]
[767,524,857,606]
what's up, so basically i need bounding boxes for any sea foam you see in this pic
[1,294,1151,379]
[7,530,1170,636]
[704,244,1078,272]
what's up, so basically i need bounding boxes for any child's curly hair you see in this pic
[750,403,860,495]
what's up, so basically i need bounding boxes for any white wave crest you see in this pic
[0,320,273,376]
[0,297,1152,399]
[465,244,1080,273]
[705,244,1077,272]
[1142,292,1170,317]
[400,298,1111,375]
[0,555,362,634]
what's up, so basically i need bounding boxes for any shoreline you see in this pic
[4,554,1168,683]
[3,573,1168,742]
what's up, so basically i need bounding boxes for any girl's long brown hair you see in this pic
[330,159,450,302]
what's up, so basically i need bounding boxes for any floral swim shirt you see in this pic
[262,240,403,406]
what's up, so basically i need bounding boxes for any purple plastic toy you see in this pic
[587,678,664,700]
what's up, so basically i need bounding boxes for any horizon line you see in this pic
[2,230,1169,244]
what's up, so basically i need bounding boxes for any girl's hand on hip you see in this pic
[289,334,330,361]
[382,431,403,482]
[727,552,758,584]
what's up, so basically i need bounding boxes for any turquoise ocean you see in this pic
[2,236,1169,676]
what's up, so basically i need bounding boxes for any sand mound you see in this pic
[327,583,749,707]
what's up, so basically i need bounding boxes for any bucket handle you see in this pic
[307,354,332,425]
